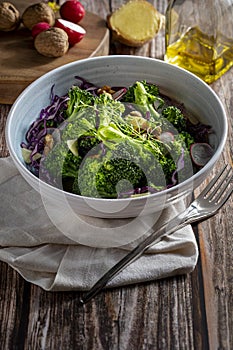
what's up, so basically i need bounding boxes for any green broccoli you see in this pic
[65,86,95,119]
[122,80,164,120]
[41,142,82,190]
[95,91,125,126]
[162,106,186,133]
[77,130,101,158]
[123,80,160,102]
[72,157,101,197]
[62,106,98,141]
[73,155,147,198]
[41,142,69,180]
[62,151,82,178]
[39,80,197,197]
[178,131,195,149]
[61,86,98,141]
[62,87,126,142]
[73,124,167,198]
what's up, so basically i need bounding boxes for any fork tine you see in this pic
[197,165,228,198]
[215,184,233,209]
[210,169,233,203]
[207,166,232,201]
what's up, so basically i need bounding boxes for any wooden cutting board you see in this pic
[0,9,109,104]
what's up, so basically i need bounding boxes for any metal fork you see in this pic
[80,165,233,305]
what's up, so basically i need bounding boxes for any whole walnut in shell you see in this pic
[0,2,20,31]
[22,2,55,30]
[34,27,69,57]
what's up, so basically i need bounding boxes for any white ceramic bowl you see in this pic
[6,55,227,218]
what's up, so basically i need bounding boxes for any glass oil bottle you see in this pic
[164,0,233,83]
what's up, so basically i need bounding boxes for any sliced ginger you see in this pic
[107,0,163,47]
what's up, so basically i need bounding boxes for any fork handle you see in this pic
[80,212,188,305]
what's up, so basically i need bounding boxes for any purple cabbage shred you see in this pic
[21,86,69,174]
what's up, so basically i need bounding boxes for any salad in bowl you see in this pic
[6,56,227,218]
[20,76,213,199]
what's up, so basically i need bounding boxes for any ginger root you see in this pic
[0,2,20,32]
[107,0,163,47]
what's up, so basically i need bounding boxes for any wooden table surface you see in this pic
[0,1,233,349]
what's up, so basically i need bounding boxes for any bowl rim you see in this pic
[5,55,228,204]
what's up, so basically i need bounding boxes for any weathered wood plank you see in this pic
[13,276,198,350]
[1,1,233,349]
[196,68,233,350]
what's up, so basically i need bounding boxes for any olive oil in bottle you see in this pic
[165,0,233,84]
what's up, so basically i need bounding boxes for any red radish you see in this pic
[190,143,214,167]
[159,132,175,143]
[31,22,51,39]
[60,0,85,23]
[55,19,86,45]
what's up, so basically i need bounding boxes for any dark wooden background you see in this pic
[0,1,233,349]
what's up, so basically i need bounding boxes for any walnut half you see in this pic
[0,2,20,32]
[22,2,55,30]
[34,27,69,57]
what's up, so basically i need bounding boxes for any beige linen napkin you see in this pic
[0,157,198,291]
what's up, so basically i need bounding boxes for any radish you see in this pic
[60,0,85,23]
[159,132,175,143]
[55,19,86,46]
[31,22,51,39]
[190,143,214,167]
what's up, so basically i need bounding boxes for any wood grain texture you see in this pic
[196,71,233,350]
[0,7,109,104]
[0,0,233,349]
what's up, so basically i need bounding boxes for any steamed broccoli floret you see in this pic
[62,106,98,141]
[123,80,160,102]
[65,86,95,119]
[96,91,125,126]
[73,156,147,198]
[122,81,164,120]
[42,142,69,181]
[62,87,126,142]
[158,155,177,183]
[134,82,158,107]
[162,106,186,132]
[41,142,82,187]
[178,131,195,149]
[98,124,175,188]
[61,86,98,141]
[62,151,82,178]
[72,157,101,197]
[77,131,101,158]
[73,129,167,199]
[97,158,146,197]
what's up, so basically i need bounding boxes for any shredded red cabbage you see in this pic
[171,147,185,186]
[20,87,69,175]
